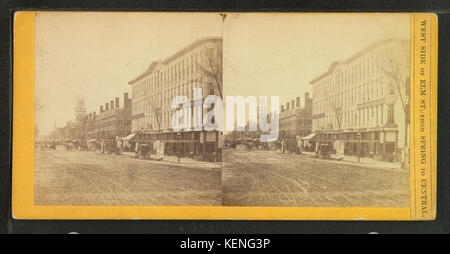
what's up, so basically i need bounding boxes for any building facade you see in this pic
[85,112,97,140]
[94,93,132,139]
[310,38,410,163]
[279,92,313,140]
[128,37,222,161]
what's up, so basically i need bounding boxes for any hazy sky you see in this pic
[35,12,410,135]
[35,12,222,135]
[223,13,410,106]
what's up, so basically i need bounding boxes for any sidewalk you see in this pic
[301,151,402,169]
[120,151,221,170]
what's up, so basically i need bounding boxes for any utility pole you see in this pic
[177,132,181,163]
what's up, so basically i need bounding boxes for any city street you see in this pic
[222,147,409,207]
[35,146,409,207]
[34,147,222,206]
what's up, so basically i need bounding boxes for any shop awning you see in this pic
[301,133,316,140]
[122,133,137,140]
[87,139,97,143]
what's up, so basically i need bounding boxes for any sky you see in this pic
[223,13,410,106]
[35,12,410,135]
[35,12,222,135]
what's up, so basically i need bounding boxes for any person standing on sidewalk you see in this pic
[100,139,105,154]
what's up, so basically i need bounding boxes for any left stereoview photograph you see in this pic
[34,12,223,206]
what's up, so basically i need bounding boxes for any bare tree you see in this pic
[152,104,163,136]
[378,43,410,167]
[196,41,223,99]
[332,105,343,138]
[331,101,345,159]
[380,48,409,119]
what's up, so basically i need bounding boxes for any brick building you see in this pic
[279,92,313,140]
[95,93,132,139]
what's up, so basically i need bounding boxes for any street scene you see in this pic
[35,146,221,206]
[34,13,224,206]
[34,13,411,208]
[222,146,409,207]
[222,14,411,207]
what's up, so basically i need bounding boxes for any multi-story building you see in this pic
[94,93,132,139]
[310,38,409,163]
[279,92,313,140]
[85,112,97,140]
[128,36,222,161]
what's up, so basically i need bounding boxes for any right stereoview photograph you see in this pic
[221,14,411,207]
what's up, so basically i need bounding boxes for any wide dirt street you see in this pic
[222,147,409,207]
[34,148,222,206]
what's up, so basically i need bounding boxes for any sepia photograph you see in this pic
[221,14,411,207]
[34,12,224,206]
[34,12,410,208]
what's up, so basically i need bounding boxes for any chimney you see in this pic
[286,102,290,110]
[100,106,103,113]
[93,111,96,119]
[281,105,284,112]
[124,93,129,108]
[296,97,301,107]
[291,100,295,109]
[110,100,114,109]
[305,92,312,113]
[105,102,109,111]
[115,97,119,108]
[89,113,92,119]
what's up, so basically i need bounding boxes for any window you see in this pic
[389,83,395,95]
[387,104,395,124]
[375,106,378,123]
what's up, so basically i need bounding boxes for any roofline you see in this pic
[309,37,407,85]
[128,61,160,85]
[128,36,222,85]
[162,36,222,65]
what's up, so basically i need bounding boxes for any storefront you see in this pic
[311,129,398,162]
[129,130,221,162]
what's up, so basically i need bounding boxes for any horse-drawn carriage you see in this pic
[136,144,152,159]
[315,143,331,159]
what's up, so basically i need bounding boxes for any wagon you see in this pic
[137,144,152,159]
[316,143,330,159]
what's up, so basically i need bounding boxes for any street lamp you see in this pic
[356,132,361,163]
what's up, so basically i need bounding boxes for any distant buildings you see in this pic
[310,38,409,162]
[279,93,313,140]
[74,98,86,122]
[94,93,132,139]
[54,93,132,144]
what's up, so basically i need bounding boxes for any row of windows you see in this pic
[280,118,312,129]
[133,47,217,101]
[313,79,396,115]
[132,105,211,132]
[313,47,387,99]
[313,104,395,130]
[96,119,130,129]
[132,79,214,115]
[131,44,221,133]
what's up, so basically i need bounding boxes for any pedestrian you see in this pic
[101,139,105,154]
[117,140,122,154]
[135,142,140,157]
